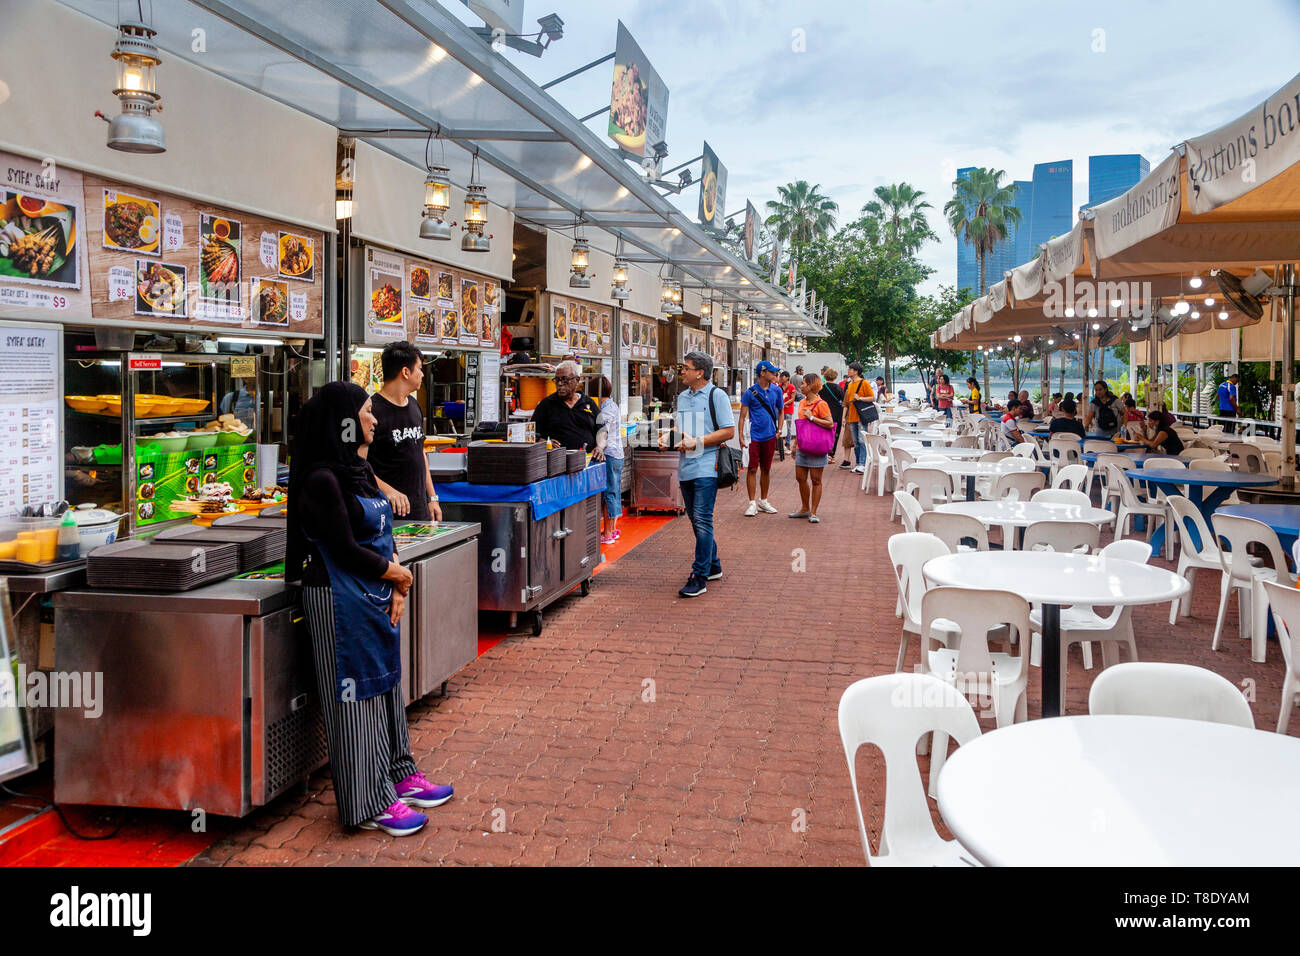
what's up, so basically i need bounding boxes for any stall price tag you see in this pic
[289,292,307,322]
[163,212,184,251]
[108,265,133,301]
[260,232,277,268]
[0,287,68,310]
[230,356,256,378]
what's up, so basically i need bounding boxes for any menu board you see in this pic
[0,324,61,512]
[0,152,88,317]
[546,294,613,358]
[618,311,658,363]
[363,244,501,351]
[681,327,706,357]
[135,442,255,527]
[708,334,729,371]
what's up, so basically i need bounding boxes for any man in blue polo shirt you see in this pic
[659,350,735,598]
[1217,371,1240,434]
[738,360,785,516]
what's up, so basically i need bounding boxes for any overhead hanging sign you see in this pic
[697,142,728,234]
[607,21,669,159]
[1185,69,1300,214]
[1091,151,1182,262]
[744,201,758,262]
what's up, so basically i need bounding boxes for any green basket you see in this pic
[93,443,122,465]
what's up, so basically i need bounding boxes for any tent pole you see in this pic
[1171,335,1180,413]
[1282,264,1296,489]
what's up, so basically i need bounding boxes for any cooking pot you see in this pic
[67,504,126,556]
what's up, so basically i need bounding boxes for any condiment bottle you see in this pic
[57,513,80,561]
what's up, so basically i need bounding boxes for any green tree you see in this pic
[943,168,1023,297]
[897,285,977,392]
[764,180,839,269]
[862,182,934,253]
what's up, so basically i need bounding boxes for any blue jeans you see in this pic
[943,406,953,420]
[679,477,719,581]
[603,456,623,518]
[850,421,867,467]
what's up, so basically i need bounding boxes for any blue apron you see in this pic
[307,491,401,702]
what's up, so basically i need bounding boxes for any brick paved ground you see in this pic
[194,455,1297,866]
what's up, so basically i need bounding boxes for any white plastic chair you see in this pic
[862,433,892,496]
[917,510,990,553]
[1083,439,1117,455]
[837,673,982,866]
[1106,464,1168,548]
[887,447,917,519]
[1197,458,1233,472]
[893,489,924,532]
[1262,579,1300,734]
[887,532,955,674]
[900,466,954,511]
[1228,443,1265,474]
[1031,488,1091,508]
[989,470,1045,502]
[1141,457,1189,502]
[1165,495,1225,623]
[1052,463,1090,491]
[1181,447,1216,461]
[979,451,1011,463]
[1046,436,1083,476]
[951,435,978,449]
[1088,662,1254,729]
[1210,513,1296,664]
[1022,519,1099,554]
[1094,453,1136,508]
[1264,451,1283,474]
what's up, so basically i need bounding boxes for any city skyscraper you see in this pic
[1086,154,1151,207]
[954,163,1071,295]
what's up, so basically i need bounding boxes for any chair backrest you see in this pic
[1101,538,1152,563]
[887,532,951,627]
[917,510,990,552]
[1143,457,1186,471]
[864,432,889,459]
[1011,442,1039,460]
[1047,436,1083,465]
[1022,519,1100,554]
[893,489,924,532]
[1032,488,1090,508]
[1095,454,1133,488]
[979,451,1012,463]
[1084,439,1117,455]
[1181,447,1216,460]
[1211,513,1290,586]
[1196,458,1233,471]
[901,466,953,510]
[1263,451,1282,474]
[837,673,982,865]
[891,446,917,475]
[990,470,1046,502]
[921,586,1031,680]
[1262,579,1300,679]
[1105,463,1145,507]
[1088,662,1255,729]
[1051,464,1090,491]
[1165,495,1219,561]
[951,435,978,448]
[1228,442,1265,474]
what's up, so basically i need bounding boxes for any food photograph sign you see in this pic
[607,21,669,159]
[0,151,88,317]
[697,142,727,235]
[365,246,405,340]
[362,245,500,350]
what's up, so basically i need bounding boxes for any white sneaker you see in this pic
[852,466,865,474]
[757,499,778,513]
[744,501,759,516]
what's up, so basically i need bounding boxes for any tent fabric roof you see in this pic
[55,0,823,333]
[937,70,1300,353]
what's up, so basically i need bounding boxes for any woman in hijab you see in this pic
[287,382,452,837]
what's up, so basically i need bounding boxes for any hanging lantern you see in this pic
[569,231,591,289]
[461,153,490,252]
[419,164,452,240]
[610,244,630,300]
[660,277,675,313]
[700,297,712,327]
[720,300,732,328]
[106,19,164,153]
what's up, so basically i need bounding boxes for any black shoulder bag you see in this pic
[708,386,742,489]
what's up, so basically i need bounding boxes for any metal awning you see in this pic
[57,0,824,334]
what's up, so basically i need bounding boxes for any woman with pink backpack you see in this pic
[789,372,836,523]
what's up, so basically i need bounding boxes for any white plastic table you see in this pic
[926,460,1036,500]
[909,446,989,461]
[923,551,1188,717]
[936,715,1300,866]
[934,500,1117,528]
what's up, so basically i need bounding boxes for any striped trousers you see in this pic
[302,585,418,827]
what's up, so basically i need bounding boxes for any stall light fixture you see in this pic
[1012,335,1022,343]
[1204,296,1215,307]
[1218,310,1230,320]
[217,336,285,346]
[700,297,712,327]
[419,151,453,241]
[1092,322,1101,331]
[569,222,590,289]
[610,238,630,300]
[1189,273,1203,289]
[1047,338,1055,345]
[1173,296,1190,315]
[1087,308,1099,319]
[461,152,490,252]
[1191,309,1201,319]
[104,17,164,153]
[1064,307,1075,318]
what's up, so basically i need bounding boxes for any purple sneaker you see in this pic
[395,773,455,808]
[359,799,428,837]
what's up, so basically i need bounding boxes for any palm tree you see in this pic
[943,168,1022,297]
[764,181,839,269]
[862,182,933,252]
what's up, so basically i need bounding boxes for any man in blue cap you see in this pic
[738,360,786,516]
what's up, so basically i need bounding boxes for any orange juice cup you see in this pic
[34,528,58,562]
[15,538,41,564]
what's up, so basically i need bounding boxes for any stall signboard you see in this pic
[465,351,480,432]
[545,293,612,358]
[363,245,500,350]
[0,324,61,512]
[680,326,706,358]
[135,442,255,527]
[619,311,659,363]
[708,334,729,372]
[744,201,758,262]
[607,21,669,161]
[0,151,88,317]
[697,142,728,234]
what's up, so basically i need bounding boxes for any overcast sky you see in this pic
[447,0,1300,296]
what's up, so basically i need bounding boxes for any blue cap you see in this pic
[755,360,780,376]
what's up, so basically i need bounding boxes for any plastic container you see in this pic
[137,434,189,454]
[215,430,253,446]
[441,401,466,419]
[186,432,220,450]
[0,516,59,564]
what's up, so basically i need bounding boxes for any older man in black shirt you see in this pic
[531,359,608,457]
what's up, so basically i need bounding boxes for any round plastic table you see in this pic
[934,499,1117,529]
[927,460,1037,501]
[923,551,1188,718]
[1216,503,1300,553]
[1081,449,1185,468]
[1127,467,1277,554]
[910,446,986,460]
[936,715,1300,865]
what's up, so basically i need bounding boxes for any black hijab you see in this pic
[286,382,381,581]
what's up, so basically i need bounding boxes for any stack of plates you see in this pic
[86,539,240,591]
[154,524,286,571]
[466,441,548,485]
[547,446,567,477]
[566,449,586,474]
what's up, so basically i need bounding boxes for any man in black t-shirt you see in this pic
[368,341,439,522]
[531,360,608,456]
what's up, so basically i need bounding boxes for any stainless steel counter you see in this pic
[393,520,480,561]
[4,565,86,594]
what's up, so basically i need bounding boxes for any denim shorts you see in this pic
[604,455,623,518]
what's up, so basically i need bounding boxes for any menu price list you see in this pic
[0,403,59,510]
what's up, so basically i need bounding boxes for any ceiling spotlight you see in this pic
[1087,308,1099,319]
[1064,307,1075,318]
[1191,310,1200,319]
[1218,310,1229,320]
[1205,296,1215,307]
[1189,273,1203,289]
